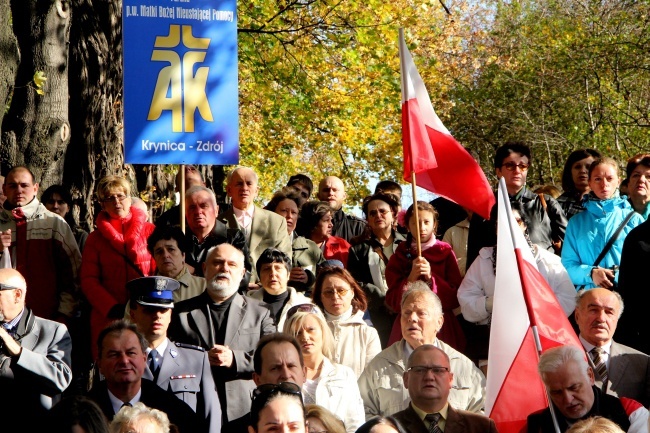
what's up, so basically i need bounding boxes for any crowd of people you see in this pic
[0,142,649,433]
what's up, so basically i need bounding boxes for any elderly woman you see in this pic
[247,248,310,330]
[41,184,89,252]
[557,149,601,220]
[109,402,170,433]
[265,188,324,292]
[283,306,365,433]
[562,157,644,290]
[348,192,405,347]
[249,382,307,433]
[311,266,380,377]
[81,176,156,357]
[298,200,350,267]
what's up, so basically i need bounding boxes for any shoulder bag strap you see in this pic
[592,211,636,268]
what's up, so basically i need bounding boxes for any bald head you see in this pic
[203,243,246,302]
[0,269,27,321]
[317,176,346,211]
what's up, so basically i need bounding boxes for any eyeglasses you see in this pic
[321,287,350,298]
[101,194,128,203]
[286,303,321,320]
[502,162,530,172]
[368,208,390,218]
[407,365,450,376]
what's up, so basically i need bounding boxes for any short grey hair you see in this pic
[109,402,170,433]
[185,185,218,208]
[226,166,259,185]
[538,345,589,383]
[575,289,624,319]
[401,281,443,318]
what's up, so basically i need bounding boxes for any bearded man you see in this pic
[169,243,275,422]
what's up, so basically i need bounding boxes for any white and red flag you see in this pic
[486,178,581,433]
[398,29,494,219]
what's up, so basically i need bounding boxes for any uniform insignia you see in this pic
[170,348,178,358]
[156,278,167,290]
[175,342,206,352]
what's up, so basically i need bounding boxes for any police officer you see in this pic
[128,276,221,433]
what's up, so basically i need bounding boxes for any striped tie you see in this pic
[591,347,608,388]
[425,413,443,433]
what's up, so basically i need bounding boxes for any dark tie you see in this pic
[148,349,161,380]
[591,347,608,388]
[2,322,17,339]
[425,413,443,433]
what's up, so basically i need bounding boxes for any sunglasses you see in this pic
[285,303,321,321]
[0,283,21,291]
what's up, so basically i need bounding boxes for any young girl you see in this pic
[385,201,465,350]
[561,157,644,289]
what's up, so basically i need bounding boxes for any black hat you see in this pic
[127,276,180,308]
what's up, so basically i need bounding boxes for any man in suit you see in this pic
[0,268,72,430]
[184,185,248,278]
[88,320,200,432]
[527,345,648,433]
[574,287,650,406]
[393,345,497,433]
[156,164,205,228]
[222,333,307,433]
[220,166,292,283]
[128,275,221,432]
[169,243,276,422]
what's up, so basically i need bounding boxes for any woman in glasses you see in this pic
[283,307,365,433]
[249,382,307,433]
[347,192,405,347]
[458,204,576,371]
[298,201,350,268]
[562,157,643,290]
[81,175,156,358]
[41,184,89,252]
[265,188,324,293]
[557,149,601,220]
[311,266,380,377]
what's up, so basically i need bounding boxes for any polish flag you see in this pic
[486,178,581,433]
[398,29,494,219]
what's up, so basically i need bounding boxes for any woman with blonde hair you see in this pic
[283,305,365,433]
[81,175,156,357]
[305,404,346,433]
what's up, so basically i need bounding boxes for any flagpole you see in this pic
[180,165,186,234]
[399,28,422,257]
[498,178,560,433]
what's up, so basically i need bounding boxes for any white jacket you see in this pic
[357,339,485,420]
[458,246,576,324]
[309,358,365,433]
[247,286,310,330]
[326,309,382,377]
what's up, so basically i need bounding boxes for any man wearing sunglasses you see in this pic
[394,345,497,433]
[0,268,72,430]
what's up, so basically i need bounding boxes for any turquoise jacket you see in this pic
[561,195,644,289]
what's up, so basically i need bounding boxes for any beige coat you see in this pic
[326,309,381,377]
[357,339,486,419]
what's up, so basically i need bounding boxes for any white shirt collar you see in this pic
[108,387,142,415]
[146,338,169,357]
[233,205,255,218]
[580,335,612,355]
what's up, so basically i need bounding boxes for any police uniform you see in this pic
[128,276,222,433]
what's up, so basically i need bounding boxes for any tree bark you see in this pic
[1,0,71,187]
[0,0,20,134]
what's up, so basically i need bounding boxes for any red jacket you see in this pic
[81,207,155,355]
[323,235,351,267]
[385,239,465,351]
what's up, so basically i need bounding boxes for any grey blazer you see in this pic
[170,292,276,422]
[143,338,222,432]
[220,206,292,281]
[588,340,650,407]
[0,308,72,429]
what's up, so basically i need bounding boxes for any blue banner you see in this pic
[123,0,238,164]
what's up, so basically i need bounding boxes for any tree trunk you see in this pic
[1,0,71,186]
[0,0,20,134]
